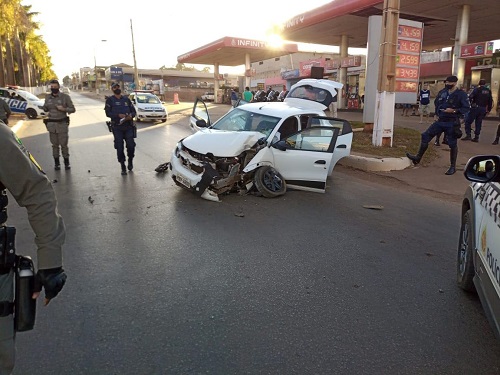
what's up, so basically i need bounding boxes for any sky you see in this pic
[24,0,335,79]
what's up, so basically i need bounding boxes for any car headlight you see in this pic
[38,105,44,109]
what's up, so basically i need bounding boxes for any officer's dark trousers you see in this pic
[0,270,15,375]
[113,125,135,163]
[422,120,458,148]
[464,107,487,137]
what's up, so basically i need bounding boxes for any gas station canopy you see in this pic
[177,37,299,66]
[279,0,500,51]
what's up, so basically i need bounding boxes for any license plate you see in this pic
[176,173,191,188]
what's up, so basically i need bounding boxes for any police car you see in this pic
[128,90,167,123]
[169,79,351,202]
[458,154,500,338]
[0,86,47,119]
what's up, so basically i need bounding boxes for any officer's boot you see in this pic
[434,134,441,146]
[120,162,127,175]
[442,134,449,145]
[54,157,60,170]
[406,143,428,165]
[127,157,134,171]
[472,133,479,143]
[461,134,472,141]
[445,147,458,175]
[64,157,71,170]
[492,125,500,145]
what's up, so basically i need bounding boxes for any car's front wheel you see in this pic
[254,166,286,198]
[457,210,476,292]
[25,108,37,119]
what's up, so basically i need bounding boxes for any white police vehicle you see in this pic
[458,154,500,338]
[0,86,47,119]
[169,79,351,202]
[128,90,167,123]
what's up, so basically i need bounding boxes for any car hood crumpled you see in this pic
[182,130,264,157]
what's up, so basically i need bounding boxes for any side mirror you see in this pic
[464,155,500,183]
[272,140,287,151]
[196,119,208,128]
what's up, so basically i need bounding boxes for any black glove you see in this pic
[34,267,67,301]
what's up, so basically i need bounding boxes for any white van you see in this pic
[128,90,167,123]
[0,86,47,119]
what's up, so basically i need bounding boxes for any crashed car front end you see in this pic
[170,138,266,202]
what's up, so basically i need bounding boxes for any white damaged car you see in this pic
[169,79,352,202]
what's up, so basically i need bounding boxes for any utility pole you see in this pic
[130,19,140,89]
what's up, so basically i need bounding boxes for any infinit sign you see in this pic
[228,38,267,49]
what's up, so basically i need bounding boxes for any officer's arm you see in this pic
[457,92,471,116]
[0,126,65,270]
[127,98,136,118]
[104,99,113,118]
[64,95,76,114]
[42,98,49,112]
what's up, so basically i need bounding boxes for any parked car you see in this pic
[458,154,500,338]
[201,91,215,101]
[0,86,47,119]
[128,90,167,123]
[169,79,350,202]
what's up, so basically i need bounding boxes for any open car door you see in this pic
[189,98,211,132]
[270,125,342,193]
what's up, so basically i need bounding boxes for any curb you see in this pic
[339,154,412,172]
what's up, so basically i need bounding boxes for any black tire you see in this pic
[254,166,286,198]
[457,211,476,292]
[25,108,37,119]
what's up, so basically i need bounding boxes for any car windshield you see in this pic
[136,94,160,104]
[211,108,280,135]
[18,90,40,101]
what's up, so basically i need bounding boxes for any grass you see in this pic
[350,121,439,165]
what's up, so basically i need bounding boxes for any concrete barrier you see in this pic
[339,154,412,172]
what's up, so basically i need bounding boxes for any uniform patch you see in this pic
[13,133,45,174]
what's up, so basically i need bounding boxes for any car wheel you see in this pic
[254,166,286,198]
[25,108,37,119]
[457,210,476,292]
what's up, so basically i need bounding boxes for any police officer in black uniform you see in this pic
[462,79,493,142]
[406,75,470,175]
[104,83,137,175]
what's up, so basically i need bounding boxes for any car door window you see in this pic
[283,127,339,152]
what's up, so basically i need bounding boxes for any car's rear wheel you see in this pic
[25,108,37,119]
[254,166,286,198]
[457,210,476,292]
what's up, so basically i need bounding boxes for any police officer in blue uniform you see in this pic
[406,75,470,175]
[462,79,493,142]
[104,83,137,175]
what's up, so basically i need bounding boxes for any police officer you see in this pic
[42,79,76,170]
[104,83,137,175]
[0,100,11,125]
[0,124,67,375]
[462,79,493,142]
[406,75,470,175]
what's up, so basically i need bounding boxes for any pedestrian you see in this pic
[328,88,338,118]
[462,79,493,142]
[230,89,239,107]
[406,75,470,175]
[492,124,500,145]
[0,99,11,125]
[243,87,253,102]
[278,85,288,102]
[104,83,137,175]
[0,124,67,375]
[42,79,76,171]
[401,103,411,116]
[419,83,431,124]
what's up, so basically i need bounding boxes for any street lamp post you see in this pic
[130,19,140,89]
[94,39,107,93]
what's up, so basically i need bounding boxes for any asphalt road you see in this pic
[8,93,500,375]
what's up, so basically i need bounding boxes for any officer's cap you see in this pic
[111,82,120,89]
[444,75,458,83]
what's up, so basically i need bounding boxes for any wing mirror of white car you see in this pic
[196,119,208,128]
[272,140,287,151]
[464,155,500,183]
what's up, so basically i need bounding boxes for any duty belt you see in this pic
[0,301,13,317]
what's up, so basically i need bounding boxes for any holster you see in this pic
[106,121,113,132]
[133,123,137,138]
[43,116,69,125]
[0,226,16,273]
[453,122,463,139]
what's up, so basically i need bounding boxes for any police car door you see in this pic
[190,98,211,132]
[270,124,340,193]
[475,182,500,324]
